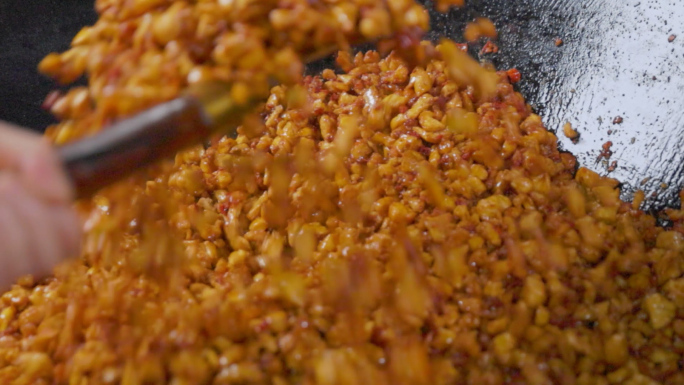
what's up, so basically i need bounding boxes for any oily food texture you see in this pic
[3,3,684,385]
[5,52,684,385]
[38,0,433,143]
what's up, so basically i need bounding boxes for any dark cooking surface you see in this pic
[0,0,95,130]
[0,0,682,211]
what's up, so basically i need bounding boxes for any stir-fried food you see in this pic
[1,1,684,384]
[38,0,432,142]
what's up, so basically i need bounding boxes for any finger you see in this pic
[49,204,82,261]
[8,183,65,280]
[0,175,81,290]
[0,179,33,288]
[0,121,74,203]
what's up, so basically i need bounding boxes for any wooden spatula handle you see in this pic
[58,96,213,199]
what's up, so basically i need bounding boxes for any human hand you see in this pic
[0,121,81,289]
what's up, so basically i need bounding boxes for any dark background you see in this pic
[0,0,682,211]
[0,0,95,129]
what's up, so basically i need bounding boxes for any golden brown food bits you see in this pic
[3,1,684,384]
[563,121,579,141]
[464,17,498,42]
[435,0,466,13]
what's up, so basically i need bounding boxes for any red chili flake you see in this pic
[308,76,324,93]
[417,146,431,158]
[602,141,613,151]
[352,79,365,94]
[506,68,522,84]
[254,319,269,333]
[117,21,136,38]
[218,203,229,215]
[397,27,424,50]
[613,116,623,125]
[434,96,448,110]
[456,43,469,52]
[312,105,325,115]
[41,90,62,111]
[107,67,122,84]
[404,118,418,128]
[669,34,677,43]
[597,141,613,161]
[554,37,564,47]
[608,161,618,173]
[480,40,499,54]
[188,42,212,62]
[511,151,524,167]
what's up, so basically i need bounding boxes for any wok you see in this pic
[0,0,682,213]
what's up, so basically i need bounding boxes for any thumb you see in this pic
[0,174,81,289]
[0,121,74,203]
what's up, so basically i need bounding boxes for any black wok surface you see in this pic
[0,0,682,212]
